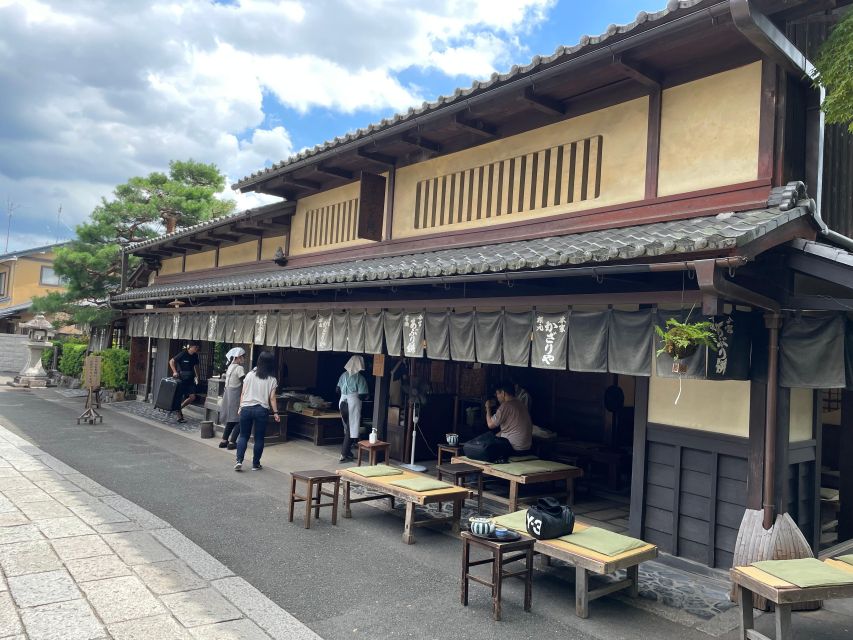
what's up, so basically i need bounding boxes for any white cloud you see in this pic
[0,0,554,249]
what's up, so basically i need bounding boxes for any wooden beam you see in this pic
[645,88,662,199]
[190,237,222,248]
[313,164,354,180]
[453,113,497,138]
[232,226,266,237]
[282,176,321,191]
[400,134,442,154]
[612,54,662,91]
[357,148,397,167]
[203,231,240,243]
[172,241,204,252]
[521,86,566,116]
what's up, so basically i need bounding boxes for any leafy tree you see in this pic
[32,160,235,324]
[814,10,853,132]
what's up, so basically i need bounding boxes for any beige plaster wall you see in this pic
[290,181,373,256]
[159,257,183,276]
[648,374,751,437]
[218,240,258,267]
[184,250,215,272]
[392,97,648,238]
[261,235,287,260]
[658,62,762,196]
[789,387,814,442]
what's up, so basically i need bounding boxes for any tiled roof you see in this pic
[124,201,294,253]
[111,205,812,303]
[232,0,714,190]
[0,242,68,262]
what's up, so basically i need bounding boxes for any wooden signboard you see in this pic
[357,171,386,241]
[128,337,148,385]
[83,355,102,390]
[373,353,386,377]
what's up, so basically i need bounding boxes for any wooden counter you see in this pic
[287,409,342,445]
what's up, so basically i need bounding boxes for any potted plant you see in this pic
[655,317,717,361]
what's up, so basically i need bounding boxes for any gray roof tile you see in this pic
[112,206,812,304]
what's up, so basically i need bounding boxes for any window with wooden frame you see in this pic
[302,198,360,248]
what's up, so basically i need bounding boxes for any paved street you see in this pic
[0,383,850,640]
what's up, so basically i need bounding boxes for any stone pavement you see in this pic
[0,423,319,640]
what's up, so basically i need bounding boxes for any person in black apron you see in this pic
[169,341,200,423]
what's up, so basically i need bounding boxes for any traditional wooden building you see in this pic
[113,0,853,570]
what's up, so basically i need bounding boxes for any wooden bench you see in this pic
[731,559,853,640]
[496,514,657,618]
[337,467,471,544]
[451,456,583,513]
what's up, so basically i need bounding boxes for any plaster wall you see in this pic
[290,182,374,256]
[789,387,815,442]
[4,254,65,307]
[184,250,215,271]
[648,374,751,437]
[218,241,258,267]
[160,257,183,276]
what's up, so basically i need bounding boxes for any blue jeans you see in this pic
[236,404,268,466]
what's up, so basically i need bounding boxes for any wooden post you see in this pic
[119,251,128,293]
[839,390,853,541]
[628,376,649,539]
[372,355,390,440]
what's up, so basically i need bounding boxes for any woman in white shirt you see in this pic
[218,348,246,450]
[234,351,280,472]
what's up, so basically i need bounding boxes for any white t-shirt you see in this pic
[240,371,277,409]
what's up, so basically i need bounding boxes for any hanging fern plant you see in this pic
[655,318,717,360]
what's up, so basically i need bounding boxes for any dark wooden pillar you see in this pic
[773,387,792,518]
[747,380,768,510]
[628,376,649,539]
[372,356,390,441]
[839,390,853,541]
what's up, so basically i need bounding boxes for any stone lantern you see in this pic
[15,314,54,388]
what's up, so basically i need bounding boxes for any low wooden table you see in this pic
[357,440,390,466]
[451,456,583,513]
[288,470,340,529]
[437,463,483,514]
[287,410,342,445]
[497,513,658,618]
[461,531,535,621]
[731,560,853,640]
[437,444,461,467]
[337,467,471,544]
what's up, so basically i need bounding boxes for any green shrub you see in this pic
[58,343,87,378]
[98,348,130,391]
[41,345,56,369]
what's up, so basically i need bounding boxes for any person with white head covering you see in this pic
[336,355,369,461]
[218,347,246,450]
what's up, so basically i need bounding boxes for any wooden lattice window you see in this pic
[823,388,841,412]
[303,198,360,248]
[413,134,603,229]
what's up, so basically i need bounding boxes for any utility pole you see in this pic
[56,204,62,244]
[4,198,20,253]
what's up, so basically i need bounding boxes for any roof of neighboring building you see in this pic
[0,301,33,319]
[111,203,814,304]
[0,242,69,263]
[232,0,714,191]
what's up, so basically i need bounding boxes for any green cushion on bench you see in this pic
[388,478,454,492]
[752,558,853,588]
[492,510,529,532]
[508,455,540,462]
[559,527,647,556]
[490,460,575,475]
[347,465,403,478]
[837,555,853,567]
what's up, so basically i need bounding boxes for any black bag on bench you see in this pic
[525,497,575,539]
[463,431,513,462]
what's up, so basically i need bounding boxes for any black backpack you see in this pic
[462,431,513,463]
[525,497,575,539]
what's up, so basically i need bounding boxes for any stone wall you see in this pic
[0,334,31,373]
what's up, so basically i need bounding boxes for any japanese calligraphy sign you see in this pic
[83,355,102,390]
[532,311,568,370]
[316,312,333,351]
[403,312,424,357]
[708,311,752,380]
[207,315,217,342]
[253,314,268,345]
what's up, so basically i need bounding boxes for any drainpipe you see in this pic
[731,0,853,252]
[763,313,782,529]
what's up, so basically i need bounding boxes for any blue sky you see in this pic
[0,0,657,249]
[263,1,654,154]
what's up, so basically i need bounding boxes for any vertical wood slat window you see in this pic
[303,198,360,248]
[414,135,603,229]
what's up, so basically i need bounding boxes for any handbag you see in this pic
[525,497,575,540]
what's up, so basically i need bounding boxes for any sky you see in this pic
[0,0,656,251]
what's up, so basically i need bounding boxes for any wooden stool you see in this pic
[461,531,535,621]
[356,440,390,466]
[288,470,340,529]
[437,462,483,514]
[437,444,461,467]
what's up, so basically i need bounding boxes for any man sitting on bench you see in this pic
[485,381,533,461]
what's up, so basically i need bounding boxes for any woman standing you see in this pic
[218,347,246,450]
[234,351,280,472]
[337,355,369,462]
